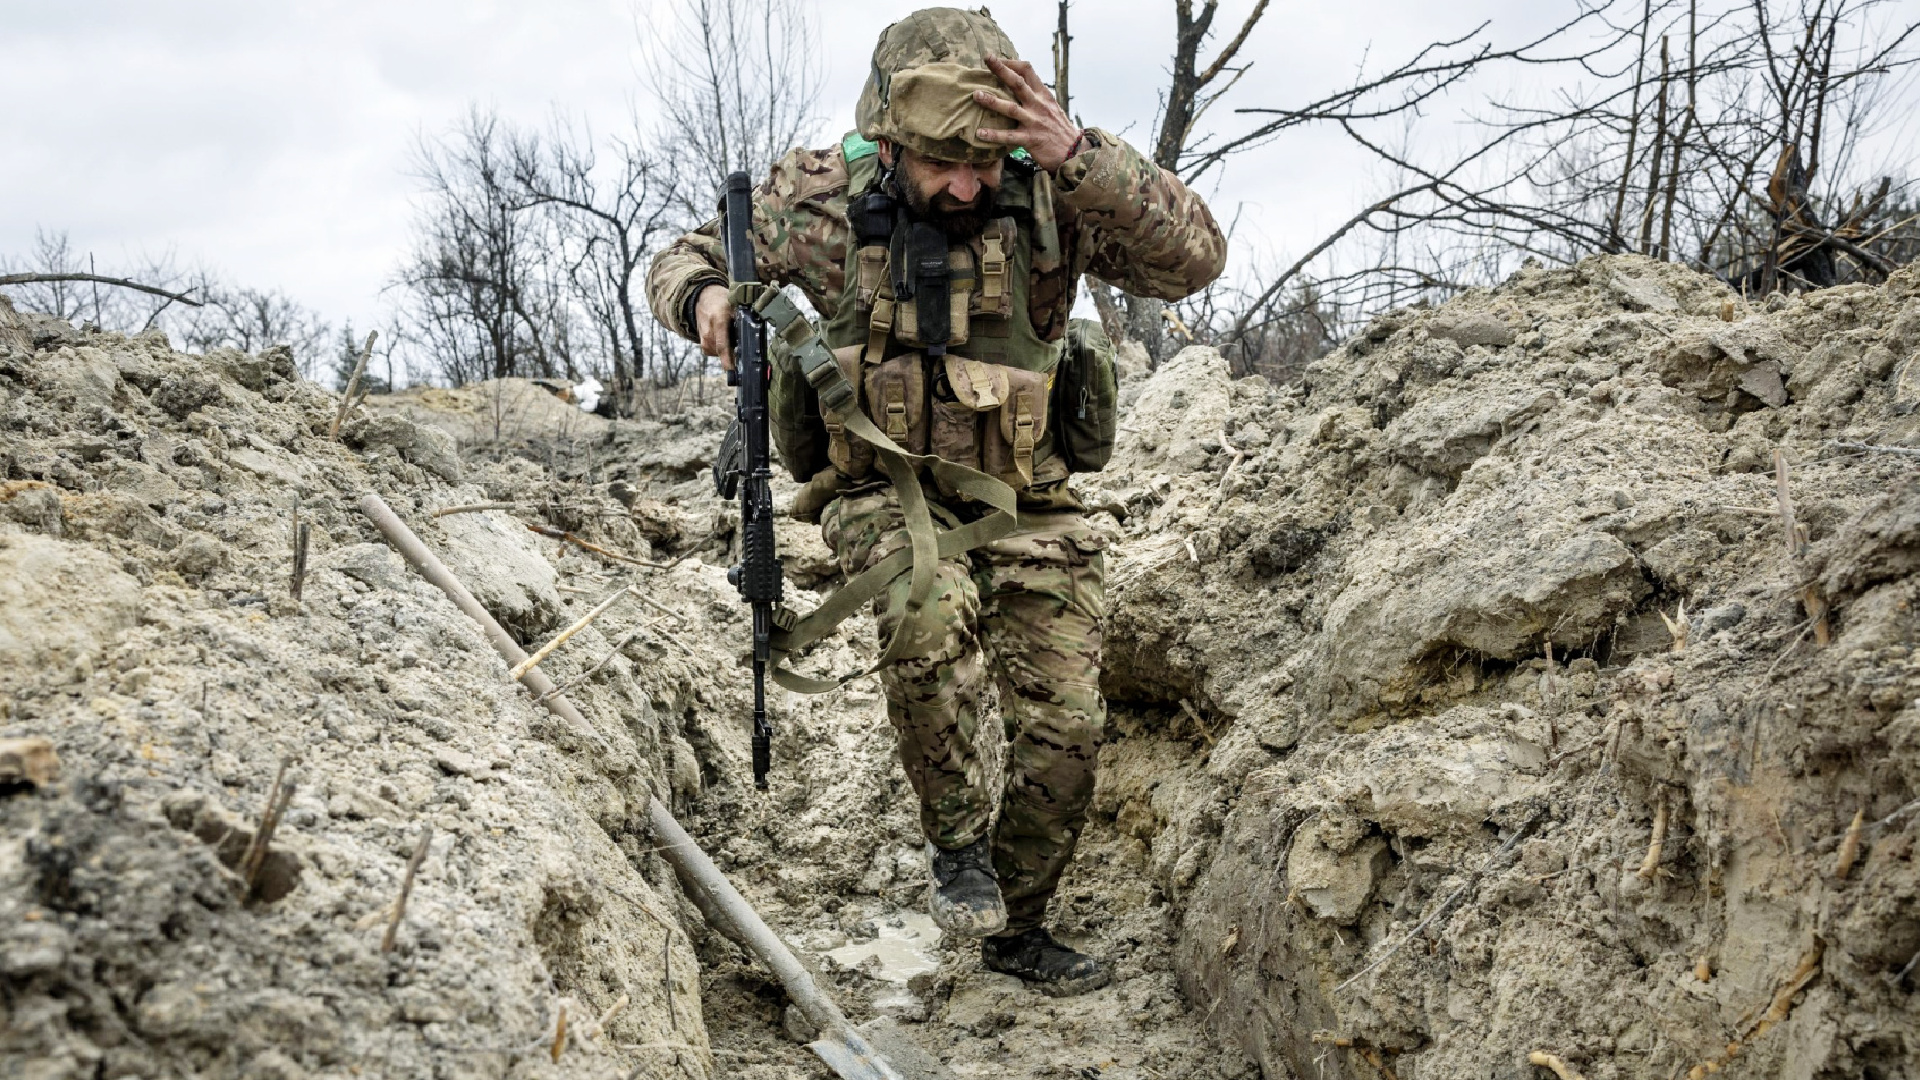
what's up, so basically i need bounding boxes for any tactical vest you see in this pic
[772,134,1070,496]
[748,136,1117,695]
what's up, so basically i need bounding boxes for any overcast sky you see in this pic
[2,1,1909,337]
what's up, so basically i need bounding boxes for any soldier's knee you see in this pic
[876,560,979,662]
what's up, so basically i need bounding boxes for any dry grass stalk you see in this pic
[1803,586,1830,647]
[1831,440,1920,459]
[1766,618,1816,678]
[1834,808,1865,880]
[509,585,632,681]
[595,991,625,1037]
[1695,955,1713,982]
[381,825,433,954]
[1685,941,1823,1080]
[549,1000,568,1063]
[434,502,637,520]
[1772,447,1801,557]
[1528,1051,1586,1080]
[526,522,684,570]
[664,929,675,1032]
[535,622,660,705]
[329,330,378,439]
[290,501,310,601]
[1656,599,1688,654]
[237,762,294,899]
[1637,794,1668,880]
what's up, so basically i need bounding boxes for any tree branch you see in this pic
[0,273,205,308]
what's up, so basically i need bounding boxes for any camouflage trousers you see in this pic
[822,484,1107,933]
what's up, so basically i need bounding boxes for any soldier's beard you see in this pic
[898,181,995,240]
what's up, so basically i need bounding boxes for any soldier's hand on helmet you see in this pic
[973,55,1085,173]
[694,283,735,372]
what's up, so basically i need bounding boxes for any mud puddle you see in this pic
[819,910,943,1015]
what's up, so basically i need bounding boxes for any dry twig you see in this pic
[0,271,204,306]
[1527,1051,1586,1080]
[432,502,523,518]
[510,585,632,680]
[1772,447,1801,557]
[330,330,378,439]
[381,825,433,954]
[1834,807,1865,880]
[536,621,659,704]
[549,1000,568,1063]
[528,523,685,570]
[1637,794,1668,880]
[237,762,294,899]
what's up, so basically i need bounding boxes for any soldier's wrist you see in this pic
[682,279,724,334]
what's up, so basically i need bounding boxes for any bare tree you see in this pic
[1203,0,1920,370]
[642,0,825,223]
[1,229,211,332]
[387,2,823,404]
[508,116,687,409]
[2,229,342,379]
[395,108,575,386]
[177,285,333,380]
[1060,1,1271,366]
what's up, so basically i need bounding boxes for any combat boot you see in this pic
[926,838,1007,936]
[981,927,1112,997]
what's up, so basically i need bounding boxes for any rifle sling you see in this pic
[736,282,1021,694]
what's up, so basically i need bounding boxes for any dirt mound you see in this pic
[0,299,718,1079]
[1085,255,1920,1080]
[5,251,1916,1080]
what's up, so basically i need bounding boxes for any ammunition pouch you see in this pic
[822,350,1055,494]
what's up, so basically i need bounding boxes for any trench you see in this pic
[676,687,1252,1080]
[8,256,1919,1080]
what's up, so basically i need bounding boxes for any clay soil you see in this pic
[3,253,1917,1080]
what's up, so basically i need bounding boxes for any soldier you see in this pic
[647,7,1225,996]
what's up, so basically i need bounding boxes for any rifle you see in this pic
[712,170,781,789]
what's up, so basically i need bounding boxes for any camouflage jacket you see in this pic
[645,129,1227,347]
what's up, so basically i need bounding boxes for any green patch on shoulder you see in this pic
[843,132,879,161]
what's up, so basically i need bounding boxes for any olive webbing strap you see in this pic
[736,282,1022,695]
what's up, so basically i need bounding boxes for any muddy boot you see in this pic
[926,838,1007,936]
[980,927,1112,997]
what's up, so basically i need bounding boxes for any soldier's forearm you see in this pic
[646,235,728,341]
[1054,129,1228,301]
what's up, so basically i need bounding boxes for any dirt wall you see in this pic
[0,300,718,1080]
[1084,256,1920,1080]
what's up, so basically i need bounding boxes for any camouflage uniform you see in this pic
[646,15,1224,934]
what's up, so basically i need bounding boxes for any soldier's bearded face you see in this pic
[888,146,1003,239]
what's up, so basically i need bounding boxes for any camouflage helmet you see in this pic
[856,7,1020,165]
